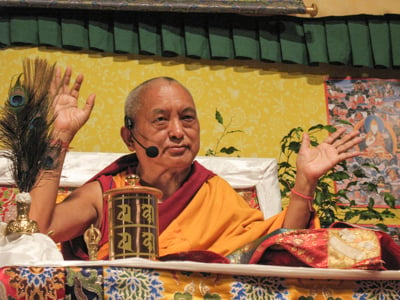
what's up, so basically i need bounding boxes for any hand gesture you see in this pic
[50,66,95,142]
[296,127,363,185]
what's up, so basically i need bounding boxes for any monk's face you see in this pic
[131,79,200,170]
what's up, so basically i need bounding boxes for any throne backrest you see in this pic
[0,152,281,221]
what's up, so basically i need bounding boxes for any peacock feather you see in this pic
[0,57,60,193]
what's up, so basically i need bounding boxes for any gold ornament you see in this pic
[6,192,39,235]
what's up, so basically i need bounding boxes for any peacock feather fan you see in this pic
[0,57,60,193]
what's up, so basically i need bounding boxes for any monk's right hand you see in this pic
[50,66,96,143]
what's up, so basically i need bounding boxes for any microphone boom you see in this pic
[131,133,159,158]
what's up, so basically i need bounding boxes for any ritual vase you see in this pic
[6,192,39,235]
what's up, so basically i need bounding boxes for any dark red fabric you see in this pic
[249,225,400,270]
[159,250,230,264]
[62,153,215,260]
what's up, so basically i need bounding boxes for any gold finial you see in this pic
[306,3,318,17]
[125,174,140,186]
[84,224,102,260]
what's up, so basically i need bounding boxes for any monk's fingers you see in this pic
[338,148,361,161]
[334,133,362,154]
[322,128,361,154]
[50,66,62,93]
[60,66,72,90]
[323,127,347,145]
[331,128,358,145]
[70,74,83,99]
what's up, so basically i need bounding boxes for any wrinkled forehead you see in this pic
[138,80,196,110]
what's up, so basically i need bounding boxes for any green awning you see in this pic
[0,6,399,68]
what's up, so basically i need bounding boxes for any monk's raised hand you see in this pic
[51,66,95,142]
[296,127,363,183]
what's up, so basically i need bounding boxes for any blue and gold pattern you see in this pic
[1,265,400,299]
[104,267,163,299]
[231,275,288,299]
[2,267,65,299]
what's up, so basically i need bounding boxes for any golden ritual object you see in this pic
[104,174,163,260]
[6,193,39,235]
[84,224,102,260]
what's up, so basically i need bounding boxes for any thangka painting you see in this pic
[325,78,400,208]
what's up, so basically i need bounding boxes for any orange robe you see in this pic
[159,175,288,257]
[62,153,315,261]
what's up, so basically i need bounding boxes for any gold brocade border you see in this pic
[1,265,399,298]
[328,229,380,269]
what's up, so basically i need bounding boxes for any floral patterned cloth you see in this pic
[1,264,400,299]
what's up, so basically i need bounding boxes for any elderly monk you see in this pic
[29,67,362,261]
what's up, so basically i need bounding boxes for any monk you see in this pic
[29,67,363,261]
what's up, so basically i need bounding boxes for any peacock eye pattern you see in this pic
[0,58,58,192]
[8,85,27,110]
[29,117,46,130]
[43,155,55,170]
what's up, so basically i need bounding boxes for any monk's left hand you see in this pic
[296,127,363,183]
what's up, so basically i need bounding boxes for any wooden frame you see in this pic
[0,0,317,16]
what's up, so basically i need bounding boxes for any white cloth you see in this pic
[0,152,282,219]
[0,222,64,267]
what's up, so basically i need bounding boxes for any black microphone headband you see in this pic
[124,116,134,129]
[125,116,159,158]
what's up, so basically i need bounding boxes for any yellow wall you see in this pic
[1,47,400,160]
[2,47,400,227]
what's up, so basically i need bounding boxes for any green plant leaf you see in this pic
[220,146,240,155]
[308,124,324,132]
[278,161,292,168]
[227,130,243,134]
[383,192,396,208]
[215,109,223,125]
[380,208,396,218]
[367,197,375,209]
[345,181,358,188]
[205,149,215,156]
[375,223,388,232]
[361,162,379,172]
[360,182,378,192]
[288,141,301,153]
[336,119,353,126]
[329,170,350,181]
[352,168,367,178]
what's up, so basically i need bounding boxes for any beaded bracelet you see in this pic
[291,187,315,213]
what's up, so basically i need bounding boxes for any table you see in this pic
[1,259,400,299]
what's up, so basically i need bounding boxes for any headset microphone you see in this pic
[131,134,159,158]
[125,116,159,158]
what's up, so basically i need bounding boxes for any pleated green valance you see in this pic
[0,7,399,69]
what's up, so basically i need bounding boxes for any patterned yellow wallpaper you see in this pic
[0,47,398,160]
[1,47,400,227]
[0,47,328,159]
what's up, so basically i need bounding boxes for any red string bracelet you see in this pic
[291,188,313,200]
[291,187,315,213]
